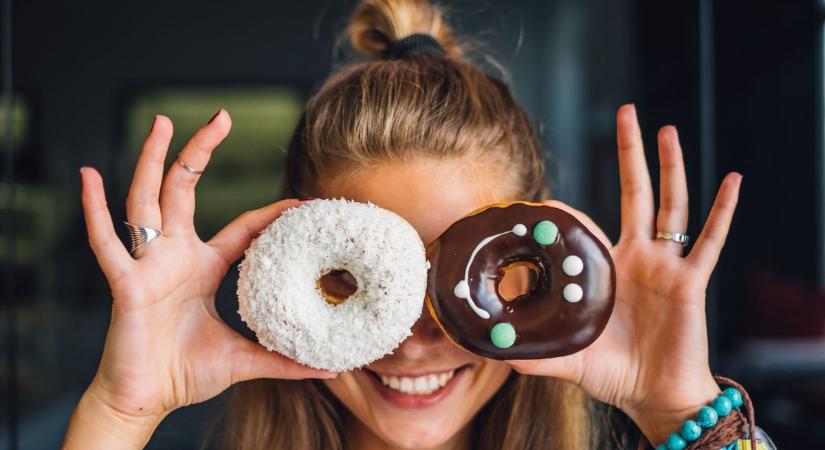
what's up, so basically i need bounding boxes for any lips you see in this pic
[362,365,471,409]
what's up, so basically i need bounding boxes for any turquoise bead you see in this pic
[532,220,558,245]
[656,445,668,450]
[696,405,719,428]
[712,395,733,416]
[680,419,702,441]
[666,433,687,450]
[722,387,744,409]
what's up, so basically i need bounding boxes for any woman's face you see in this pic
[317,159,514,450]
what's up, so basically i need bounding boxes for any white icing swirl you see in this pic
[453,224,525,320]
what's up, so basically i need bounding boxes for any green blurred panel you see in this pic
[0,182,61,264]
[0,94,30,150]
[125,87,304,237]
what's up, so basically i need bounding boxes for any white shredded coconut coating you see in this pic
[237,198,429,371]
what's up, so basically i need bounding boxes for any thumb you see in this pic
[505,352,584,386]
[207,199,307,266]
[229,336,337,384]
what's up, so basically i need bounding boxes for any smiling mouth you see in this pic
[365,365,471,396]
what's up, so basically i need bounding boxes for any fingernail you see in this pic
[299,197,317,201]
[620,103,636,114]
[207,108,224,124]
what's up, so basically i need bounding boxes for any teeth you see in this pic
[377,369,456,395]
[428,374,439,391]
[438,372,448,386]
[400,377,414,393]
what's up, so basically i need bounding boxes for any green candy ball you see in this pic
[490,323,517,349]
[532,220,559,245]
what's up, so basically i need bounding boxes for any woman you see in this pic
[63,0,752,448]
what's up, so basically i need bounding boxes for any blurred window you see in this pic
[124,87,305,238]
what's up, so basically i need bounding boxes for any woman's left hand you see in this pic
[506,104,742,445]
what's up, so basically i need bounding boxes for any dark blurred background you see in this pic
[1,0,823,448]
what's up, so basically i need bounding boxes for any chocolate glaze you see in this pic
[426,202,615,359]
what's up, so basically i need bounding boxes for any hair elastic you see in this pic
[382,33,445,59]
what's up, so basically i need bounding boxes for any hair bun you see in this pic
[349,0,462,60]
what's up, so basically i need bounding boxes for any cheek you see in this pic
[323,373,368,414]
[472,360,513,400]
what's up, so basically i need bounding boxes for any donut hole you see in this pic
[497,261,540,302]
[317,269,358,305]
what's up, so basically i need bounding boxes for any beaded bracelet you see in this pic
[637,376,767,450]
[654,387,744,450]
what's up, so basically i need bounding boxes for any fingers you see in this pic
[207,199,305,265]
[655,126,689,255]
[80,167,133,283]
[617,104,655,241]
[230,337,337,383]
[687,173,743,274]
[160,109,231,234]
[126,115,173,230]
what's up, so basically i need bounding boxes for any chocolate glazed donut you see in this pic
[426,201,615,359]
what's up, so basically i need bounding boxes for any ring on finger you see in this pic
[176,153,204,175]
[655,230,690,246]
[123,221,162,255]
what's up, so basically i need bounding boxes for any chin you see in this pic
[324,357,512,449]
[371,419,461,449]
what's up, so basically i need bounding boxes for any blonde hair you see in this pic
[216,0,602,448]
[284,0,548,201]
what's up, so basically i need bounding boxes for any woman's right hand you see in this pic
[65,110,334,448]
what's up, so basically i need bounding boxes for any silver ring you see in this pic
[123,221,161,255]
[655,231,690,246]
[176,153,204,175]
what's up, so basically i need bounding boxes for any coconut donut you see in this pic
[425,201,615,360]
[237,198,429,371]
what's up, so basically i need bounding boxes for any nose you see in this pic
[394,302,449,360]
